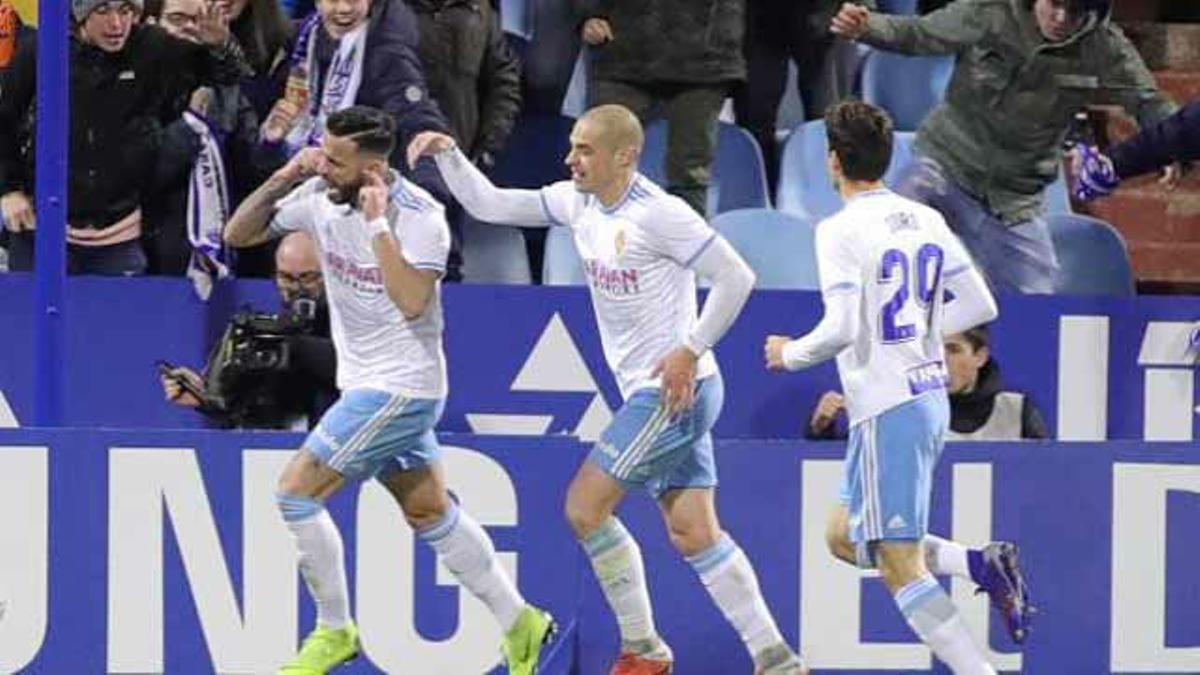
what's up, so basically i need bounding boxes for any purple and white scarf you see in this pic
[285,15,367,155]
[183,110,231,300]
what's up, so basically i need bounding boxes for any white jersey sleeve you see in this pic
[398,207,451,273]
[269,177,325,235]
[538,180,583,228]
[814,218,863,298]
[641,198,718,267]
[936,221,975,282]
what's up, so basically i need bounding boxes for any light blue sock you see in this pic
[894,575,995,674]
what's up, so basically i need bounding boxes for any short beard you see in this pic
[327,184,361,206]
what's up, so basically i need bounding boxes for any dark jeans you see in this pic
[5,232,148,276]
[893,156,1059,294]
[732,1,864,189]
[589,79,727,216]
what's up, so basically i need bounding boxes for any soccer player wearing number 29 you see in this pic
[765,102,1034,674]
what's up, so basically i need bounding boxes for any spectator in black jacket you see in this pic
[0,0,31,74]
[407,0,520,171]
[733,0,877,190]
[0,0,245,275]
[406,0,520,282]
[1074,98,1198,201]
[807,326,1048,441]
[0,0,29,272]
[142,0,273,276]
[160,231,337,429]
[222,0,295,121]
[574,0,745,215]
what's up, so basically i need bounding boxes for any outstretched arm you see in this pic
[941,264,998,336]
[408,132,550,226]
[767,290,860,371]
[832,0,989,55]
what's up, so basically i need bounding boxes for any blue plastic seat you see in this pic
[460,218,533,284]
[886,131,916,186]
[560,49,589,118]
[877,0,919,14]
[861,51,954,132]
[499,0,532,39]
[1046,214,1134,296]
[777,120,914,220]
[541,226,586,285]
[710,208,820,290]
[1044,167,1073,215]
[639,121,771,216]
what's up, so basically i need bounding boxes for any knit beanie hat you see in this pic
[73,0,142,23]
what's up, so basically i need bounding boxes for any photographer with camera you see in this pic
[159,230,337,429]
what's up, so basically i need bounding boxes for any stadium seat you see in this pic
[460,218,533,284]
[561,49,589,118]
[886,130,916,185]
[877,0,919,13]
[639,121,771,216]
[1044,167,1073,215]
[861,51,954,131]
[491,114,575,188]
[1046,213,1135,296]
[777,120,914,220]
[710,209,820,290]
[542,226,586,285]
[499,0,532,39]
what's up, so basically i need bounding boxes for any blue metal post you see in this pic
[33,0,69,426]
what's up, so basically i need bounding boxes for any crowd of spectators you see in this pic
[1,0,1180,292]
[0,0,1187,435]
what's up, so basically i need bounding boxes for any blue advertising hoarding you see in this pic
[0,276,1197,442]
[0,429,1195,673]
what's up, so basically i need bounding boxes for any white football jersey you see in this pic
[270,173,450,398]
[817,189,974,424]
[540,175,719,399]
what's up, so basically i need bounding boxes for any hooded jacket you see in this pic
[948,359,1047,439]
[862,0,1174,223]
[805,359,1048,441]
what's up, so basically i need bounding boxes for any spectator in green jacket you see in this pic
[574,0,746,216]
[832,0,1174,293]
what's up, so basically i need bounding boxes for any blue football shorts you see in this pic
[839,390,949,544]
[588,371,724,498]
[303,388,444,482]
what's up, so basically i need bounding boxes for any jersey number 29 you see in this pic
[879,243,944,343]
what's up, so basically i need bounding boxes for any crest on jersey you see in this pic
[615,228,627,258]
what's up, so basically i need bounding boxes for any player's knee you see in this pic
[824,515,857,564]
[875,543,925,591]
[400,490,452,531]
[825,527,854,563]
[666,519,719,558]
[564,498,606,540]
[276,448,324,496]
[275,492,323,522]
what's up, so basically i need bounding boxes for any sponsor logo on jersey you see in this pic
[583,259,640,296]
[325,250,385,293]
[906,360,948,396]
